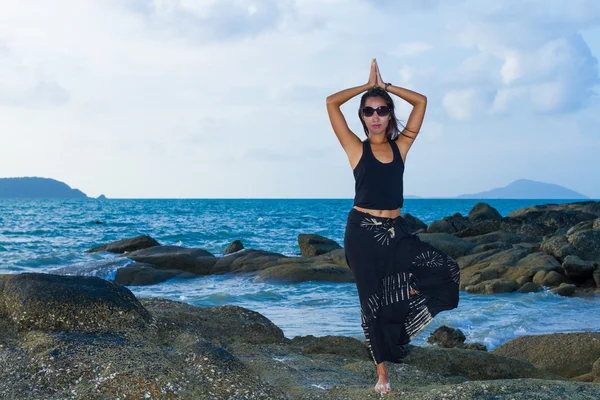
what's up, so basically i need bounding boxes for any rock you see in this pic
[415,233,477,259]
[594,218,600,230]
[465,231,538,245]
[517,282,539,293]
[463,342,488,351]
[87,235,160,254]
[297,234,342,256]
[455,220,502,238]
[290,335,370,359]
[543,270,568,287]
[466,241,512,254]
[516,275,531,285]
[593,358,600,382]
[223,239,244,254]
[562,255,596,281]
[427,213,472,234]
[567,230,600,261]
[540,234,576,261]
[465,279,519,294]
[492,332,600,378]
[426,325,466,348]
[212,249,289,274]
[567,220,595,235]
[140,298,285,345]
[114,264,195,286]
[468,202,502,222]
[400,213,428,233]
[594,270,600,288]
[400,344,560,381]
[125,246,217,275]
[0,273,151,333]
[533,270,548,286]
[551,283,577,296]
[256,263,354,283]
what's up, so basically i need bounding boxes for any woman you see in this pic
[326,59,460,394]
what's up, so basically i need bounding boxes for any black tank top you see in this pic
[353,139,404,210]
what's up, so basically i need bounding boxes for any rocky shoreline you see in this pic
[1,272,600,399]
[82,201,600,298]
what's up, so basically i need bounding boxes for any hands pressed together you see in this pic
[367,58,387,89]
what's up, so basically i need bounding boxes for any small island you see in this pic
[0,177,88,199]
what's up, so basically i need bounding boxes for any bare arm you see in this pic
[326,59,379,154]
[374,62,427,159]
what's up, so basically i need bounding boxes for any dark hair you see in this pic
[358,87,405,141]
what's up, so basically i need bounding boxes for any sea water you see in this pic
[1,198,599,350]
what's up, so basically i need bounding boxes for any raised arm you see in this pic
[375,62,427,157]
[326,59,378,153]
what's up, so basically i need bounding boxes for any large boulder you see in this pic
[223,239,244,254]
[212,249,289,274]
[455,220,502,238]
[114,264,196,286]
[297,234,342,256]
[562,255,596,281]
[87,235,160,254]
[256,263,353,283]
[468,202,502,223]
[491,332,600,378]
[290,335,370,359]
[125,246,218,275]
[400,213,428,233]
[0,273,151,333]
[427,213,472,234]
[540,234,576,261]
[568,230,600,261]
[415,233,477,259]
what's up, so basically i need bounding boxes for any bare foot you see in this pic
[375,362,391,393]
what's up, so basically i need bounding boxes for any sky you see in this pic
[1,0,599,199]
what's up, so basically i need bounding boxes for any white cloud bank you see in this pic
[0,0,599,198]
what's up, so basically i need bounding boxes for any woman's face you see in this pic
[361,96,391,136]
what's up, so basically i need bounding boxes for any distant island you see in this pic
[0,177,88,199]
[456,179,589,199]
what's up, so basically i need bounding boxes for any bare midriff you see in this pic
[353,206,401,219]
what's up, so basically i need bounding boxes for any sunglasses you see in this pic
[361,106,391,117]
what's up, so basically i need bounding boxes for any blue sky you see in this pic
[0,0,599,198]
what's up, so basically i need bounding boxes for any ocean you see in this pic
[1,198,599,350]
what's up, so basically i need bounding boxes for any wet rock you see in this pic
[562,255,596,281]
[515,275,531,285]
[0,273,151,333]
[465,278,519,294]
[223,239,244,254]
[426,325,466,348]
[212,249,289,274]
[542,270,568,287]
[256,263,354,283]
[492,332,600,378]
[114,264,196,286]
[125,246,217,275]
[551,283,577,297]
[297,234,342,256]
[468,202,502,223]
[517,282,539,293]
[87,235,160,254]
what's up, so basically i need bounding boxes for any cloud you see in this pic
[440,0,600,119]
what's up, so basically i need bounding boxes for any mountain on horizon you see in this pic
[456,179,588,199]
[0,177,88,199]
